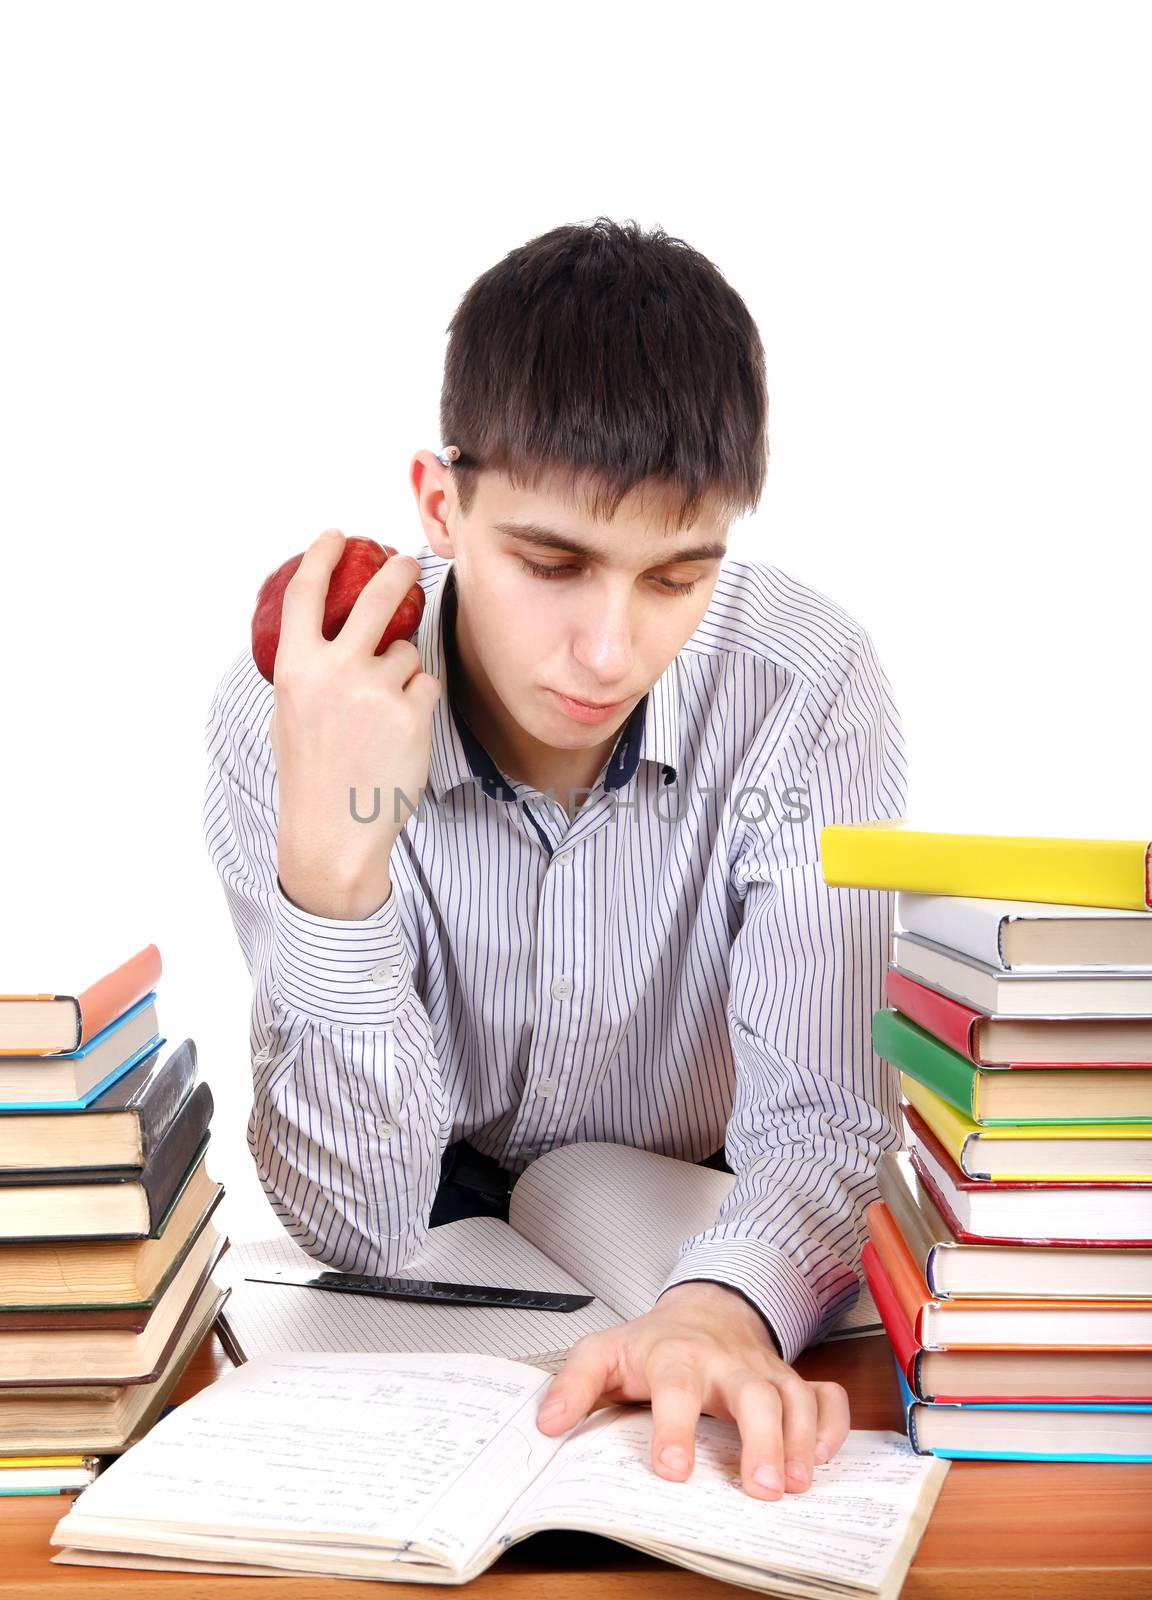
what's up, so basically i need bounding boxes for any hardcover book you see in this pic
[0,1084,213,1242]
[0,1150,222,1308]
[0,946,163,1055]
[874,1008,1152,1122]
[0,1281,228,1454]
[874,1148,1152,1298]
[902,1103,1152,1243]
[892,1354,1152,1461]
[892,931,1152,1018]
[863,1209,1152,1350]
[901,1073,1152,1181]
[0,995,163,1109]
[820,824,1152,911]
[884,968,1152,1066]
[895,892,1152,970]
[0,1037,197,1170]
[866,1237,1152,1405]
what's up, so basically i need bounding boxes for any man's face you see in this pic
[431,464,728,758]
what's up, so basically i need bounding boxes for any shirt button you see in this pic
[551,975,572,1001]
[378,1120,396,1140]
[536,1078,556,1098]
[554,849,573,865]
[371,962,397,984]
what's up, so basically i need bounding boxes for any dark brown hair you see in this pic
[439,217,768,534]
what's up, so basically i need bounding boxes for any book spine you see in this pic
[865,1202,934,1332]
[75,946,164,1052]
[875,1153,947,1280]
[884,968,981,1060]
[139,1083,214,1229]
[901,1075,973,1173]
[873,1009,978,1118]
[889,1352,928,1451]
[133,1040,198,1164]
[897,893,1008,969]
[821,827,1152,911]
[861,1240,919,1361]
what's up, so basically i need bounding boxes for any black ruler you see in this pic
[245,1268,593,1311]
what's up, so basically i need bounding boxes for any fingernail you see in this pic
[659,1446,689,1473]
[814,1441,830,1464]
[786,1460,809,1488]
[752,1464,782,1493]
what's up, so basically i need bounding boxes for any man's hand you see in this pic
[269,529,442,920]
[535,1280,850,1500]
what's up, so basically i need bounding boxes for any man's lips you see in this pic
[550,691,630,710]
[547,688,632,722]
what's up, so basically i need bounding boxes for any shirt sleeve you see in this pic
[201,652,452,1273]
[655,627,909,1366]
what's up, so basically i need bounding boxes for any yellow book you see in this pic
[821,823,1152,912]
[0,1455,90,1469]
[901,1073,1152,1183]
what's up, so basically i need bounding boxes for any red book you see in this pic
[885,966,1152,1068]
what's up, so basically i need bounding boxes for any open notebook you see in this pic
[214,1141,882,1372]
[51,1350,949,1596]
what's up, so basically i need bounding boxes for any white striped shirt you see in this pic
[202,545,907,1366]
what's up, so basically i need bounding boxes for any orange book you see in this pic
[0,947,162,1056]
[865,1199,1152,1351]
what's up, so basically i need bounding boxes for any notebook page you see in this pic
[213,1217,621,1370]
[51,1352,564,1577]
[500,1410,949,1595]
[508,1141,882,1338]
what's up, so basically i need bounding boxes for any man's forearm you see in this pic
[278,863,393,922]
[277,806,399,921]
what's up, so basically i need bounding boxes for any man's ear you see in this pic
[410,449,457,560]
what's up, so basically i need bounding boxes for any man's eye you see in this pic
[517,557,578,581]
[516,556,699,596]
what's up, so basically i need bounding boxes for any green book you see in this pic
[872,1008,1152,1126]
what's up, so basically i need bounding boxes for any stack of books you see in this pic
[0,945,229,1493]
[822,825,1152,1462]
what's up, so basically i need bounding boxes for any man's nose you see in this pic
[570,589,637,683]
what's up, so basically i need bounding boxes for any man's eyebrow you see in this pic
[492,520,727,565]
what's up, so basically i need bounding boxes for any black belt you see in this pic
[438,1138,516,1201]
[439,1137,731,1200]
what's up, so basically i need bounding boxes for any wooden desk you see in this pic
[5,1328,1151,1598]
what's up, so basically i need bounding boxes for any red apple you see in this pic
[251,537,425,685]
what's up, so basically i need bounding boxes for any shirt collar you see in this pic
[417,555,682,805]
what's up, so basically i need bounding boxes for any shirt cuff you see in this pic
[655,1239,832,1368]
[270,876,414,1029]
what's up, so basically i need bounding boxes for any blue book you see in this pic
[0,1486,78,1497]
[0,994,163,1112]
[893,1351,1152,1462]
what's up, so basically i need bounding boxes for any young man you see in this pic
[204,218,907,1506]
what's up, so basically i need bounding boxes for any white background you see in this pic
[1,2,1148,1241]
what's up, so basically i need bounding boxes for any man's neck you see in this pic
[452,665,617,814]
